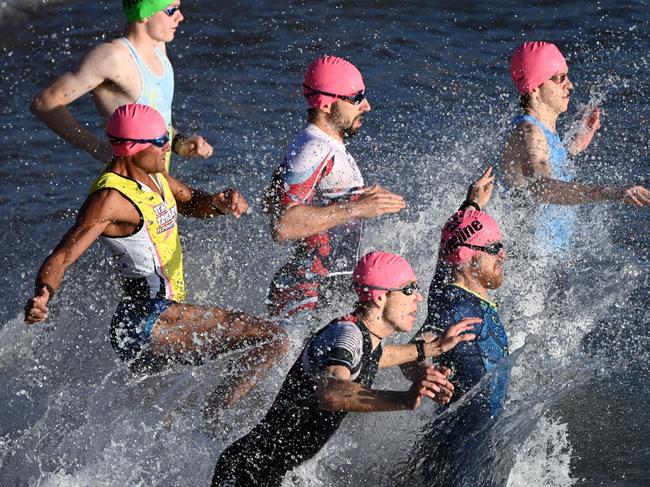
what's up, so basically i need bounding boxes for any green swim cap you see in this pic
[123,0,173,23]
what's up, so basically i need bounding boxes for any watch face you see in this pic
[416,340,426,361]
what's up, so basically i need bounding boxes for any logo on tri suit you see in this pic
[153,202,177,233]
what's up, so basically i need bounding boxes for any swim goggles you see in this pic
[108,134,170,148]
[302,84,366,105]
[549,73,569,84]
[459,242,504,256]
[164,7,181,16]
[360,282,420,296]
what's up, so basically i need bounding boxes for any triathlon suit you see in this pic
[118,38,174,171]
[511,114,576,257]
[418,283,509,413]
[212,314,382,487]
[266,124,365,317]
[89,171,185,368]
[414,283,509,485]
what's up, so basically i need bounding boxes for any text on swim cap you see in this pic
[448,220,483,248]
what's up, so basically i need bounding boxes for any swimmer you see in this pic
[30,0,212,168]
[212,251,479,487]
[24,104,286,406]
[502,41,650,255]
[402,172,510,486]
[263,55,405,318]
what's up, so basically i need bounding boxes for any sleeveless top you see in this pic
[118,37,174,170]
[90,171,186,302]
[512,114,576,255]
[419,284,509,416]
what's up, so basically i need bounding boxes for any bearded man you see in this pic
[263,55,405,318]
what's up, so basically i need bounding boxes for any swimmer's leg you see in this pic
[150,303,288,406]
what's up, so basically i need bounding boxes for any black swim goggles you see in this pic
[361,282,420,296]
[108,134,170,148]
[459,241,504,256]
[549,73,570,84]
[164,6,181,16]
[303,84,366,105]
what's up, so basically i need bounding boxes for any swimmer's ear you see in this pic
[373,293,388,308]
[468,254,482,269]
[320,103,335,114]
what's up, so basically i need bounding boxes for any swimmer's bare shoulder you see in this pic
[32,40,138,115]
[81,187,141,233]
[503,120,551,187]
[79,40,141,105]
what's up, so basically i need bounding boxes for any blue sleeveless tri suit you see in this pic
[118,38,174,170]
[511,114,576,256]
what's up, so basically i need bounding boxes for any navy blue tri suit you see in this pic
[414,283,509,484]
[212,314,382,487]
[418,283,509,413]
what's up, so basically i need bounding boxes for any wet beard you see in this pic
[485,266,504,290]
[343,115,363,138]
[329,105,363,139]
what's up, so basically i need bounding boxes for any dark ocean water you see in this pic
[1,1,648,486]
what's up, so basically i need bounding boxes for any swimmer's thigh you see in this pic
[150,303,279,357]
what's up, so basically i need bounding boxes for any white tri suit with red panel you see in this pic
[267,124,365,317]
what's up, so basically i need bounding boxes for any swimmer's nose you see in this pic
[361,98,371,112]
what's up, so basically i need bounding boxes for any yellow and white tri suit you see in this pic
[89,171,185,366]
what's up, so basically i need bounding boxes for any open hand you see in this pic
[571,106,601,155]
[423,317,480,357]
[351,185,405,219]
[622,185,650,207]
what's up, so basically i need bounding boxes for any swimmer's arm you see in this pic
[30,43,121,163]
[271,186,405,241]
[316,365,445,412]
[504,123,627,204]
[463,166,495,210]
[567,107,601,156]
[382,318,479,370]
[271,202,363,241]
[26,192,123,322]
[165,173,248,218]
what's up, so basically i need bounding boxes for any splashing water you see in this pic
[2,1,649,486]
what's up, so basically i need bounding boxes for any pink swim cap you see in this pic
[303,55,365,108]
[353,251,417,302]
[440,210,502,264]
[510,41,568,94]
[106,104,167,156]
